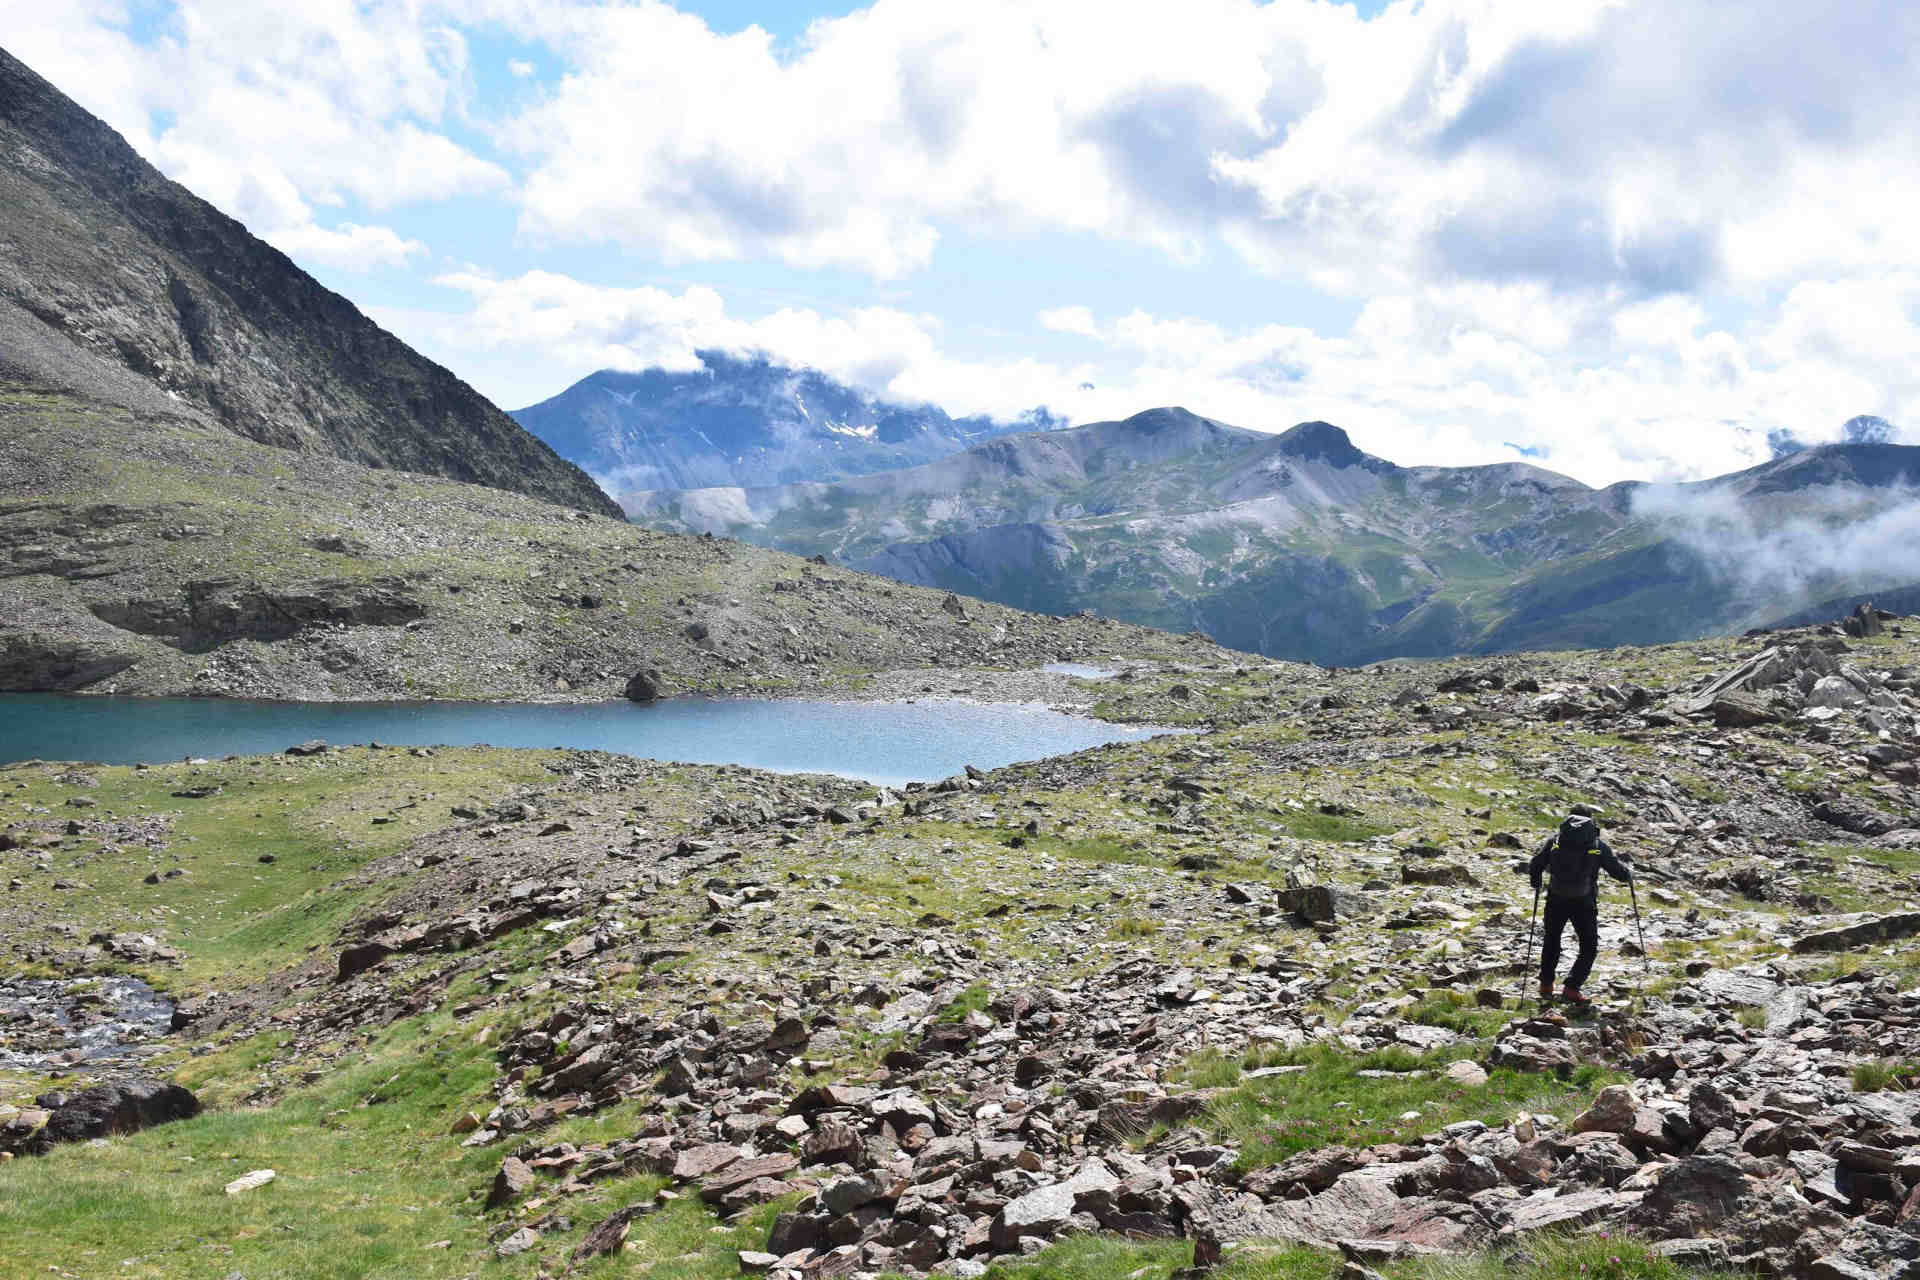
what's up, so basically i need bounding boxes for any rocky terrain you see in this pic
[0,383,1220,700]
[0,46,618,518]
[3,609,1917,1278]
[516,353,1052,497]
[627,409,1920,667]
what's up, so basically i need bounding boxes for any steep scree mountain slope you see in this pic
[629,409,1920,666]
[0,46,619,518]
[513,351,1054,496]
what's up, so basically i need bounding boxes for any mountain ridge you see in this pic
[626,407,1920,664]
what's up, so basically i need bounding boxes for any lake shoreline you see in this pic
[4,652,1233,727]
[0,687,1184,785]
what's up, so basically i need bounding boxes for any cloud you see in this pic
[30,2,1920,298]
[1038,306,1099,338]
[1630,479,1920,617]
[495,0,1315,275]
[428,269,941,392]
[469,0,1920,299]
[266,222,429,272]
[1218,0,1920,297]
[7,0,508,240]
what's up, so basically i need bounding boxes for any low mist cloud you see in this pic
[1630,478,1920,618]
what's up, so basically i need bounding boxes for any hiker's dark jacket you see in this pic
[1528,836,1632,901]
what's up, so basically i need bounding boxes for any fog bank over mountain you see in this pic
[1630,479,1920,610]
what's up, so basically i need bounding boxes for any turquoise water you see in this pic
[0,694,1165,788]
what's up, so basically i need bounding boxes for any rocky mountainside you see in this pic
[514,351,1053,498]
[0,384,1220,699]
[3,610,1918,1278]
[629,409,1920,666]
[0,46,619,518]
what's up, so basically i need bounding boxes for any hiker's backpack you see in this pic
[1546,815,1602,899]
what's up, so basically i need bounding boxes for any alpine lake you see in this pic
[0,680,1160,789]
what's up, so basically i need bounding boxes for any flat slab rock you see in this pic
[1792,911,1920,954]
[1694,969,1778,1007]
[1251,1171,1487,1250]
[1499,1187,1641,1236]
[672,1142,744,1179]
[991,1181,1078,1247]
[224,1169,276,1196]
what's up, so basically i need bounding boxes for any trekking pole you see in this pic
[1519,882,1541,1001]
[1628,876,1649,974]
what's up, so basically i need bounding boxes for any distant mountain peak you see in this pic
[1842,414,1897,445]
[515,353,1049,497]
[1120,406,1211,433]
[1276,420,1368,468]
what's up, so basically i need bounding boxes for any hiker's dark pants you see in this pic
[1540,895,1599,990]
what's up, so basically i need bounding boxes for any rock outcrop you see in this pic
[1,1079,199,1156]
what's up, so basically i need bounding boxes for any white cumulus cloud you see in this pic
[266,222,430,272]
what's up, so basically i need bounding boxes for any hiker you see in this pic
[1528,809,1633,1006]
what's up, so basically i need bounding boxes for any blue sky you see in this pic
[9,0,1918,484]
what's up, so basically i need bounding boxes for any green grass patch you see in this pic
[977,1235,1197,1279]
[921,1232,1725,1280]
[1851,1059,1920,1092]
[1387,1232,1738,1280]
[1274,807,1393,844]
[1404,990,1519,1040]
[0,748,554,987]
[1053,835,1160,866]
[934,982,993,1022]
[1176,1044,1617,1172]
[0,998,791,1279]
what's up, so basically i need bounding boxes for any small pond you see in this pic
[1041,662,1120,680]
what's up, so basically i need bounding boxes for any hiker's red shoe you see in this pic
[1561,987,1591,1007]
[1538,981,1556,1003]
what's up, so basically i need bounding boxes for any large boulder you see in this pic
[1569,1084,1640,1136]
[990,1181,1078,1249]
[1627,1155,1755,1238]
[4,1080,200,1155]
[1842,603,1886,638]
[1275,884,1373,923]
[1488,1027,1579,1074]
[1812,798,1896,837]
[1792,910,1920,954]
[623,668,669,702]
[486,1156,535,1208]
[1711,691,1778,727]
[1805,676,1866,709]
